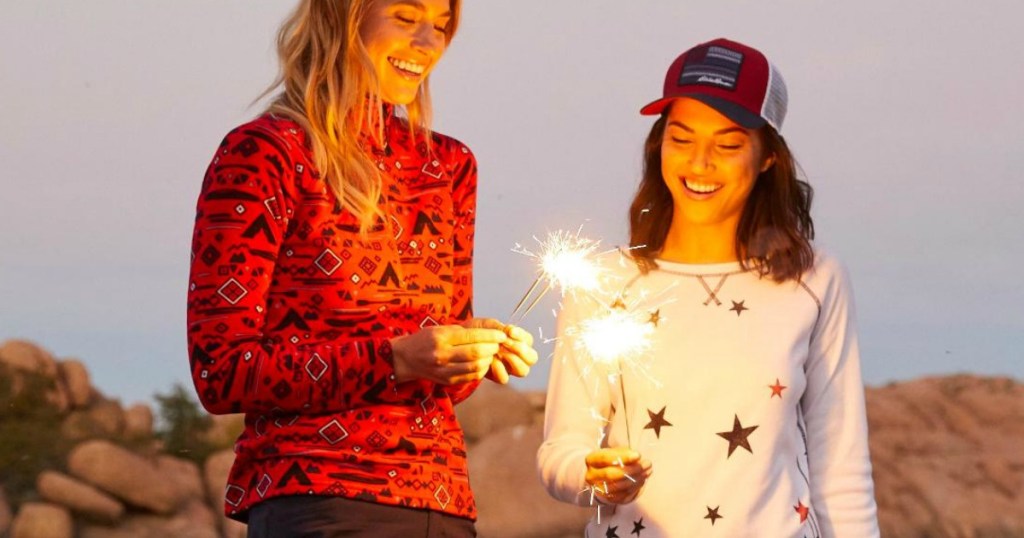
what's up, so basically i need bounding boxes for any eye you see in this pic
[670,137,692,145]
[717,144,741,151]
[394,12,416,24]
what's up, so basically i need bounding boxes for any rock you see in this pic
[867,376,1024,537]
[0,486,12,536]
[67,439,183,515]
[81,511,220,538]
[0,339,58,376]
[124,403,155,438]
[156,455,205,501]
[61,398,126,441]
[0,339,70,412]
[456,382,536,444]
[205,449,243,537]
[202,413,245,449]
[57,359,93,408]
[36,470,125,523]
[469,422,592,538]
[10,502,73,538]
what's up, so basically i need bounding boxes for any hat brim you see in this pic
[640,94,766,130]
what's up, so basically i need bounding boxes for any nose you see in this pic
[688,143,714,175]
[411,23,445,56]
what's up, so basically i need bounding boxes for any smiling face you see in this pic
[359,0,452,105]
[660,97,774,237]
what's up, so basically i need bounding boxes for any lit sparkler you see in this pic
[509,227,607,323]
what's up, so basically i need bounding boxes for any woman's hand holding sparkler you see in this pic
[390,324,508,385]
[464,318,539,384]
[585,447,653,505]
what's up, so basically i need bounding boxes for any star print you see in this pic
[704,506,723,525]
[716,415,758,457]
[794,500,810,523]
[648,309,661,327]
[605,525,620,538]
[644,406,673,438]
[729,300,748,316]
[631,518,646,536]
[769,378,787,398]
[611,296,627,310]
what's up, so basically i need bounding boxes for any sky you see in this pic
[1,1,1022,406]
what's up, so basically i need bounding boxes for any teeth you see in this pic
[685,179,720,193]
[389,58,425,75]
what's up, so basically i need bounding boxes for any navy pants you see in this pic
[246,496,477,538]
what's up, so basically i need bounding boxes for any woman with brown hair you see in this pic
[538,38,879,537]
[186,1,537,535]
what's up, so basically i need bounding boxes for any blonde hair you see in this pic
[263,0,461,232]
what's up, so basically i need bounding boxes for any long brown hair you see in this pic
[628,114,815,282]
[263,0,461,232]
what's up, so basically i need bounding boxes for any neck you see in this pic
[658,217,740,264]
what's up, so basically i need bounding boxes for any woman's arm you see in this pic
[537,294,614,506]
[801,256,880,537]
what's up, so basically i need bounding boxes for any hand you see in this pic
[584,447,653,505]
[389,325,507,385]
[463,318,539,384]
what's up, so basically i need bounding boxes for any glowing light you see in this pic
[576,307,654,366]
[510,227,607,322]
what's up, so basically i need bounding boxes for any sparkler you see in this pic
[509,227,606,323]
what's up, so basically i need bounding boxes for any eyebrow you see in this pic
[390,0,452,18]
[667,121,748,136]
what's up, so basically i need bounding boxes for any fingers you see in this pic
[447,327,507,346]
[586,447,642,468]
[486,360,510,384]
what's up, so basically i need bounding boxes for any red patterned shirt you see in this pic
[186,110,480,521]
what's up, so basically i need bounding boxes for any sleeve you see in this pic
[800,257,880,537]
[536,293,613,506]
[442,140,480,405]
[186,125,400,416]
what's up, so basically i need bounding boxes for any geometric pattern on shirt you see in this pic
[716,414,758,457]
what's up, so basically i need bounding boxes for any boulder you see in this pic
[67,439,183,515]
[867,376,1024,538]
[57,359,93,408]
[0,486,12,536]
[10,502,73,538]
[469,422,592,538]
[36,470,125,523]
[456,382,536,444]
[61,398,126,441]
[202,413,245,449]
[0,339,70,412]
[156,455,206,501]
[205,449,244,537]
[124,403,155,438]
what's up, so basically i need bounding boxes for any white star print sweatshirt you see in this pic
[537,249,879,538]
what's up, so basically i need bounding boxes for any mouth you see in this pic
[388,57,427,77]
[683,179,722,195]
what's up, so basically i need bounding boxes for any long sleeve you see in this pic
[801,257,880,537]
[186,125,398,416]
[537,293,613,506]
[439,141,482,406]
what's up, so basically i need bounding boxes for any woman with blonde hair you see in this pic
[187,1,537,535]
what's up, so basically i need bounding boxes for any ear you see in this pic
[760,153,777,173]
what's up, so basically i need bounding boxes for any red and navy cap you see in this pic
[640,38,788,132]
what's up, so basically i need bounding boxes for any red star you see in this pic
[769,378,787,398]
[794,500,809,523]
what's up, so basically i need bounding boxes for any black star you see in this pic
[648,309,661,327]
[631,517,646,536]
[729,300,748,316]
[643,406,673,439]
[716,415,758,458]
[605,525,620,538]
[705,506,723,525]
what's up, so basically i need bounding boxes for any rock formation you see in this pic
[2,338,1021,538]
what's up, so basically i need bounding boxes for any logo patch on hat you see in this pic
[679,45,744,90]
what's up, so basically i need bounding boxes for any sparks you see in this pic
[510,227,608,321]
[576,308,654,366]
